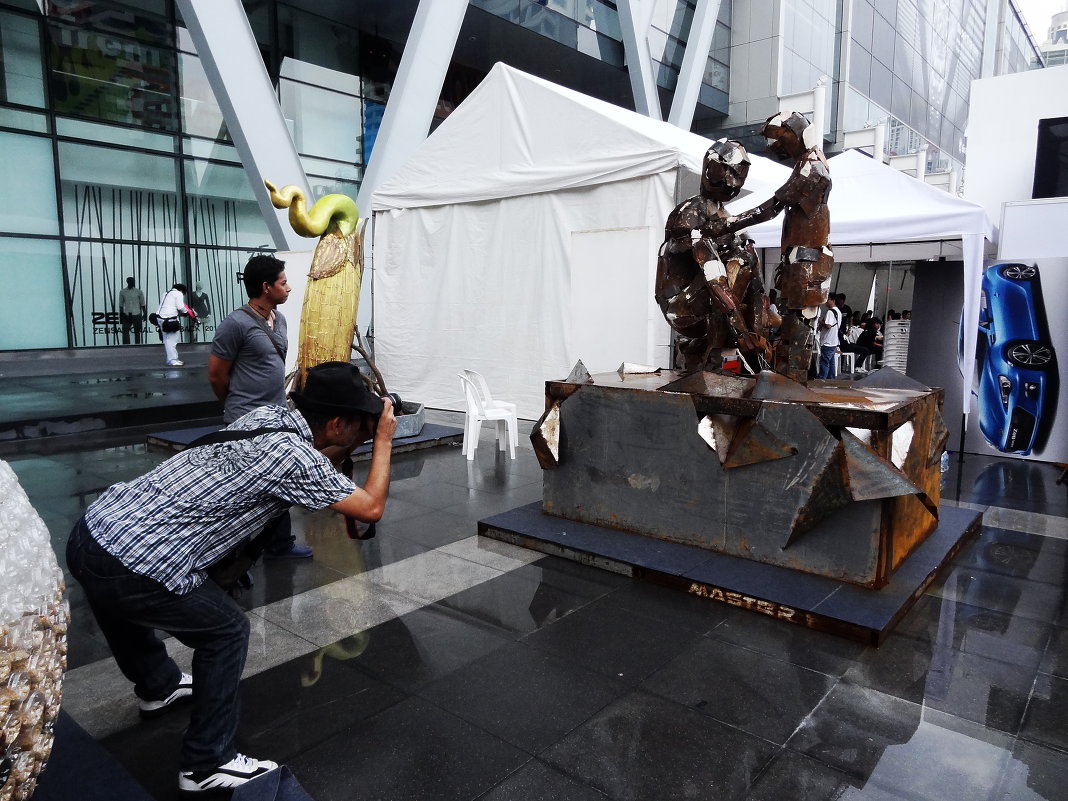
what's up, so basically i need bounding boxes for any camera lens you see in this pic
[384,393,403,411]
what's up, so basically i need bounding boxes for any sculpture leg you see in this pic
[775,311,814,383]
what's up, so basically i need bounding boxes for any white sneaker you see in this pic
[167,360,185,366]
[178,753,279,794]
[139,672,193,718]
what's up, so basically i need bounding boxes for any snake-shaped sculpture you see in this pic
[266,181,363,389]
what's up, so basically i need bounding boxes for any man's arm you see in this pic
[207,354,233,401]
[330,402,397,522]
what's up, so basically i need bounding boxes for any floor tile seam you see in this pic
[411,643,630,754]
[834,675,1029,738]
[699,628,854,680]
[1015,668,1047,748]
[873,627,1055,675]
[1014,730,1068,756]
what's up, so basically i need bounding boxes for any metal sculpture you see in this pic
[654,139,780,373]
[265,181,363,389]
[761,111,833,382]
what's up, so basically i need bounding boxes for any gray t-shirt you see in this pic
[211,306,289,423]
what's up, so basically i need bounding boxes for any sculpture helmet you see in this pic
[700,138,751,200]
[761,111,818,159]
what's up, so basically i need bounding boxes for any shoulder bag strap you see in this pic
[238,305,286,362]
[187,426,301,449]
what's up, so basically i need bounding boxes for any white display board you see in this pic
[999,198,1068,260]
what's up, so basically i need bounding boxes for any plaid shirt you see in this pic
[85,406,356,594]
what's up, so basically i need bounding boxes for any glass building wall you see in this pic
[841,0,997,174]
[0,0,374,352]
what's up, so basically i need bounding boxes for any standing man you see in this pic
[817,293,842,379]
[118,277,146,345]
[208,254,310,559]
[66,362,397,795]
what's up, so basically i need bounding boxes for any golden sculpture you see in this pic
[265,181,363,389]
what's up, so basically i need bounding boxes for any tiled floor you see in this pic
[6,412,1068,801]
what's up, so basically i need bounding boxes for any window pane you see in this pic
[0,131,59,235]
[179,52,230,141]
[58,141,181,241]
[0,10,46,107]
[65,238,185,347]
[46,18,178,131]
[0,237,67,349]
[184,159,271,249]
[188,248,254,330]
[183,136,241,163]
[0,106,48,132]
[56,116,177,152]
[280,78,362,163]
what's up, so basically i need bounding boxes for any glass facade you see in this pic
[0,0,1042,353]
[842,0,992,173]
[0,0,374,351]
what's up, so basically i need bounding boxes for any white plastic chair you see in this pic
[458,373,517,460]
[463,369,518,419]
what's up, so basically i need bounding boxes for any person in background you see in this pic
[816,293,842,379]
[190,283,212,341]
[156,283,194,366]
[209,254,309,559]
[118,277,146,345]
[857,317,884,369]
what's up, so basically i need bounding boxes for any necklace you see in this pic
[249,302,272,318]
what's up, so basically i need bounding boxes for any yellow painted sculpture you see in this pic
[265,181,363,389]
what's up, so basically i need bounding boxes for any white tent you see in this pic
[728,148,994,408]
[371,63,790,419]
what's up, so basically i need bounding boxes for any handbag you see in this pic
[161,317,181,333]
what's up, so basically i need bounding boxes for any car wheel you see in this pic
[1000,264,1038,280]
[1004,340,1054,368]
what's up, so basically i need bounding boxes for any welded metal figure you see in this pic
[655,139,780,372]
[761,112,833,382]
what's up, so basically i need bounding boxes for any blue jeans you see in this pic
[66,518,249,772]
[818,345,838,379]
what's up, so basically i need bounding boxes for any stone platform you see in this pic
[479,501,980,644]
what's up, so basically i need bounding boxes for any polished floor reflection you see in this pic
[7,413,1068,801]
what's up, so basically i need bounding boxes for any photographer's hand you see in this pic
[376,396,398,441]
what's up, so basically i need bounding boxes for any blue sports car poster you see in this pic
[962,257,1067,462]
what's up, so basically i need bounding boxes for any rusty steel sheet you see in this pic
[537,377,945,588]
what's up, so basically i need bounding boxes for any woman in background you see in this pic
[156,283,194,366]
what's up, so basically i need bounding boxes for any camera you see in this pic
[383,392,403,412]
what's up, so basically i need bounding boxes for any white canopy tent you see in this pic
[728,148,994,408]
[371,63,789,419]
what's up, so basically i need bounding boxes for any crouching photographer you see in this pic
[65,362,395,795]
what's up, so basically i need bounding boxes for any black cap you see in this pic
[290,362,384,417]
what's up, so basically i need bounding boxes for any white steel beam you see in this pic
[355,0,468,214]
[667,0,722,129]
[176,0,309,251]
[617,0,662,119]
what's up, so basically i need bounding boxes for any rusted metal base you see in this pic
[479,502,981,645]
[539,371,946,588]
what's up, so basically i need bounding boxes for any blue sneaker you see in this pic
[264,543,313,559]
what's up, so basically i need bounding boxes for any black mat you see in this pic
[479,503,982,645]
[35,710,154,801]
[148,424,464,460]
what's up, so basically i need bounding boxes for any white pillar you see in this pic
[667,0,723,129]
[355,0,468,214]
[617,0,662,119]
[176,0,310,251]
